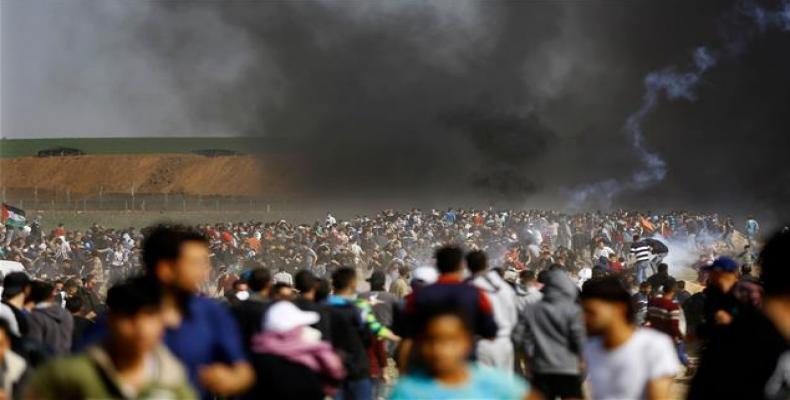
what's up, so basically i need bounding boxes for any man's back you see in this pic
[326,296,371,380]
[524,271,584,375]
[28,305,73,356]
[403,276,497,339]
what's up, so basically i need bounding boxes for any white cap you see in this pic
[264,301,320,333]
[412,266,438,284]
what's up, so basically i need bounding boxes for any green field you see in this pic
[0,137,288,158]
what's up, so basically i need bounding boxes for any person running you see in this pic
[581,277,679,400]
[629,235,652,284]
[688,227,790,399]
[390,306,538,400]
[645,278,687,366]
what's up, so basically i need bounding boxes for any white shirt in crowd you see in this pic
[584,328,680,400]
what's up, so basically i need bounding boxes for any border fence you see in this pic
[0,187,286,213]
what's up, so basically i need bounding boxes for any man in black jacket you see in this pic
[230,268,272,352]
[327,267,372,400]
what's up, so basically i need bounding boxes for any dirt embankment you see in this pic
[0,154,291,196]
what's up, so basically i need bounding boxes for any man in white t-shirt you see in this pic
[580,277,679,400]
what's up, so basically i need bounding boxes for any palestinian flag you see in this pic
[1,203,26,228]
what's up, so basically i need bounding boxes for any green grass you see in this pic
[0,137,287,158]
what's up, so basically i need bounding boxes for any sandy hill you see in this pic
[0,154,290,196]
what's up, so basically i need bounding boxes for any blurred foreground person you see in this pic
[581,277,679,400]
[27,277,196,399]
[689,227,790,400]
[390,307,537,400]
[522,269,584,400]
[466,251,518,373]
[0,319,27,399]
[697,256,762,340]
[398,246,497,372]
[141,225,253,397]
[243,301,344,400]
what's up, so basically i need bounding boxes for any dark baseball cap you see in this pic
[3,272,31,299]
[702,256,739,273]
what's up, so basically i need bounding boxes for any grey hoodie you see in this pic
[28,303,74,356]
[522,270,585,375]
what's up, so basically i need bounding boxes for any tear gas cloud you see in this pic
[3,0,790,222]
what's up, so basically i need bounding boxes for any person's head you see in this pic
[232,280,249,293]
[703,256,740,293]
[520,269,537,285]
[399,264,411,279]
[759,227,790,297]
[64,278,81,297]
[105,277,165,358]
[367,270,387,292]
[415,306,474,377]
[30,280,55,304]
[741,264,753,276]
[54,280,64,292]
[633,234,640,242]
[2,272,31,302]
[314,278,331,302]
[270,282,294,301]
[581,277,635,335]
[657,263,668,274]
[85,274,97,289]
[662,278,677,297]
[246,268,272,295]
[677,280,686,290]
[331,267,357,295]
[65,296,83,315]
[294,270,319,299]
[464,250,487,275]
[143,225,210,294]
[639,281,651,295]
[435,245,464,275]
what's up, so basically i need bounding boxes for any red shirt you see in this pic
[646,296,682,340]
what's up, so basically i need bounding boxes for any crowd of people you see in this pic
[0,208,785,400]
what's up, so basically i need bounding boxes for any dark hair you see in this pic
[106,277,164,317]
[30,280,54,303]
[435,245,464,274]
[658,263,668,273]
[677,280,686,289]
[315,278,331,302]
[65,296,83,313]
[232,279,247,290]
[414,304,474,340]
[759,226,790,296]
[581,277,635,323]
[294,270,318,293]
[142,224,208,275]
[247,268,272,292]
[520,269,536,282]
[662,278,677,294]
[331,267,357,291]
[465,250,488,274]
[2,272,30,300]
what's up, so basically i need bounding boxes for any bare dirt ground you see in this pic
[0,153,291,196]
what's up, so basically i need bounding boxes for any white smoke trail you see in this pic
[566,0,790,210]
